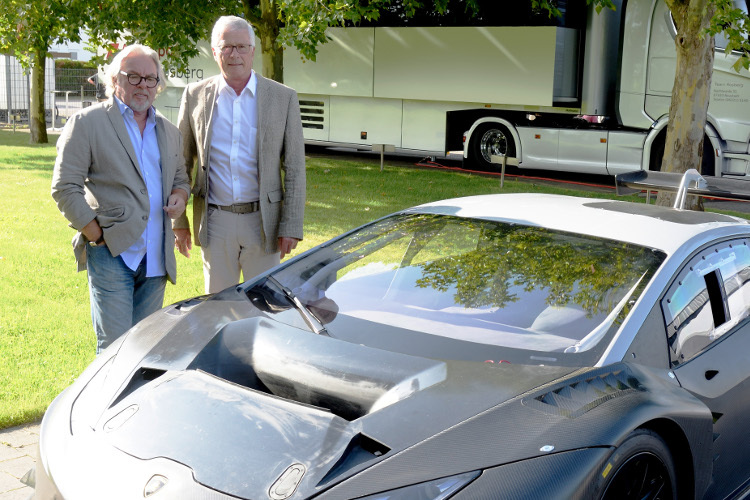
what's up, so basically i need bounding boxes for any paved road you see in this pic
[0,423,38,499]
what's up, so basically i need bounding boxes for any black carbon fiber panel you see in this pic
[453,447,612,499]
[522,370,643,418]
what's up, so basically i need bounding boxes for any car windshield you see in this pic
[266,213,664,365]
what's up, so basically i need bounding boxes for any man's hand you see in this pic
[82,219,105,245]
[278,237,300,259]
[164,189,188,219]
[174,228,192,258]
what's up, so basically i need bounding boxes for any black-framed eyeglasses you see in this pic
[219,44,253,55]
[119,71,160,88]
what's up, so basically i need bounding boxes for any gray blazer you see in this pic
[175,74,306,253]
[51,99,190,284]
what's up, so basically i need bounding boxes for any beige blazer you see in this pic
[174,74,306,253]
[51,99,190,283]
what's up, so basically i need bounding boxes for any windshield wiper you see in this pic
[266,276,329,336]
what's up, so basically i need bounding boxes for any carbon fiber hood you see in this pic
[80,289,584,499]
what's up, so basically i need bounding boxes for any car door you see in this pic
[663,239,750,499]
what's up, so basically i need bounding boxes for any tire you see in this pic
[467,123,516,171]
[597,429,677,500]
[649,134,715,177]
[701,137,715,177]
[649,135,665,172]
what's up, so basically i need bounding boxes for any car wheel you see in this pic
[597,429,677,500]
[468,123,516,171]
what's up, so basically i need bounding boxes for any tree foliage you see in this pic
[0,0,90,143]
[708,0,750,72]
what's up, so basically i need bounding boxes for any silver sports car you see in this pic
[31,170,750,499]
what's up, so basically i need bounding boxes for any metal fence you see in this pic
[0,57,103,128]
[51,67,104,128]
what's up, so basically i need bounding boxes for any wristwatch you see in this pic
[89,234,105,246]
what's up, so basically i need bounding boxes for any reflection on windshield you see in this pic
[271,214,664,356]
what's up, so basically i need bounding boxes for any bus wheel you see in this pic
[649,134,715,177]
[700,138,715,177]
[468,123,516,171]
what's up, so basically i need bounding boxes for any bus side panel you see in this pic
[605,131,648,175]
[285,29,375,99]
[373,26,558,107]
[557,129,608,174]
[402,100,487,154]
[329,96,403,148]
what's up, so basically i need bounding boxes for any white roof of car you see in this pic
[411,193,749,254]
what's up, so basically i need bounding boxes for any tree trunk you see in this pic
[251,0,284,83]
[29,50,48,144]
[656,0,714,209]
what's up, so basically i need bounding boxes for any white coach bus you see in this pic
[155,0,750,177]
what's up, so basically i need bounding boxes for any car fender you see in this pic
[318,362,713,500]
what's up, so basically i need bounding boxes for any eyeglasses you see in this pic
[218,44,253,55]
[119,71,160,88]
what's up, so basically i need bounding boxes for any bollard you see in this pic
[372,144,395,172]
[490,155,519,188]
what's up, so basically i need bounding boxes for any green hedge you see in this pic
[54,59,98,70]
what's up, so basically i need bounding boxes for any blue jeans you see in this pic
[86,244,166,354]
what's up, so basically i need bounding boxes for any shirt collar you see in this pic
[113,95,156,124]
[217,70,257,98]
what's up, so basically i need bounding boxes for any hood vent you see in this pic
[317,433,391,486]
[110,367,166,408]
[524,370,641,419]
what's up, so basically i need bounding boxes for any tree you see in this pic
[0,0,90,144]
[535,1,749,209]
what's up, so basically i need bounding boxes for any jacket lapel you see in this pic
[105,98,141,175]
[201,77,219,167]
[255,74,270,170]
[155,113,170,201]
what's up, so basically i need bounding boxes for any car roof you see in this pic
[409,193,749,254]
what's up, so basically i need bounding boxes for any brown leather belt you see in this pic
[208,201,260,214]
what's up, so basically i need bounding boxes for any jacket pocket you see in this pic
[267,189,284,203]
[96,206,126,228]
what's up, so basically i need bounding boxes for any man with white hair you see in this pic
[52,44,190,353]
[174,16,306,294]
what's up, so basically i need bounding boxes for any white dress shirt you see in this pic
[114,96,165,277]
[208,72,260,206]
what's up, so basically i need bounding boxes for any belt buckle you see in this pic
[231,204,243,214]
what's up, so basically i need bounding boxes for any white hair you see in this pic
[211,16,256,48]
[102,44,167,98]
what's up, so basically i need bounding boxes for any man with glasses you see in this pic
[52,44,190,353]
[174,15,306,293]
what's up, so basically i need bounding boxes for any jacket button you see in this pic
[142,216,148,221]
[141,189,146,194]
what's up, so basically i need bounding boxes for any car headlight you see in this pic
[355,471,480,500]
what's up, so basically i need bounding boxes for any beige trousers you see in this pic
[201,207,280,294]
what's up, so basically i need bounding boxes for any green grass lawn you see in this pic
[0,129,745,429]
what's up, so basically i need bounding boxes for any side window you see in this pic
[662,240,750,366]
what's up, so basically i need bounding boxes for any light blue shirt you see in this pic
[114,96,165,277]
